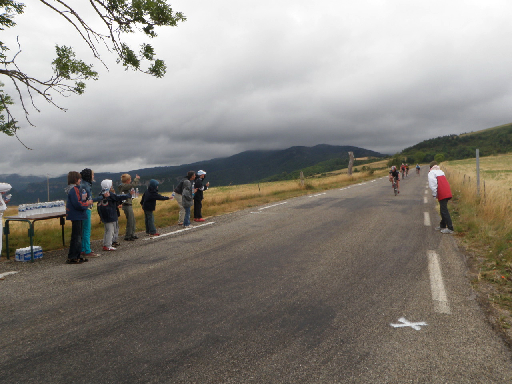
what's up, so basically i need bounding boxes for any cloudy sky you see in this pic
[2,0,511,176]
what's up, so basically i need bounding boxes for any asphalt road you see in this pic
[1,172,511,383]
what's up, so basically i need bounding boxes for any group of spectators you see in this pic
[65,169,209,264]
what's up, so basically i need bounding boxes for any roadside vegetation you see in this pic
[443,154,512,341]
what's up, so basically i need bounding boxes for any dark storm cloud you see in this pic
[2,0,512,176]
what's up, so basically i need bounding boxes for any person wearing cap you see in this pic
[0,182,12,257]
[428,161,454,234]
[97,179,131,250]
[193,170,209,222]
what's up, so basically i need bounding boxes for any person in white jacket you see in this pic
[0,182,12,256]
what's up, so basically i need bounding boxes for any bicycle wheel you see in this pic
[394,185,397,196]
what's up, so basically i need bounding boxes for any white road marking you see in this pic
[143,222,215,240]
[424,196,428,204]
[424,212,431,226]
[0,271,18,279]
[428,250,451,314]
[308,193,326,198]
[258,202,288,210]
[390,317,427,331]
[424,189,428,194]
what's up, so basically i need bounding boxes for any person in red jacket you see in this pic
[428,161,454,234]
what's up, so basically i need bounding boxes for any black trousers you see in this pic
[439,198,453,230]
[194,200,202,219]
[68,220,83,260]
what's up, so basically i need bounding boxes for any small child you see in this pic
[97,179,131,251]
[65,172,93,264]
[118,173,140,241]
[140,179,171,237]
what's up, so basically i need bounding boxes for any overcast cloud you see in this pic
[2,0,511,176]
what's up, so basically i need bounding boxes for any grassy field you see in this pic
[443,154,512,339]
[1,160,390,259]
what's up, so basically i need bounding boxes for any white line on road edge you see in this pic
[143,222,215,240]
[0,271,19,279]
[424,196,428,204]
[309,193,327,198]
[428,250,451,314]
[424,212,431,226]
[258,202,288,210]
[424,189,428,194]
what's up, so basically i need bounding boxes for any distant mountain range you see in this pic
[1,144,385,205]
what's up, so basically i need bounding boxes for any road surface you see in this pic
[1,172,511,383]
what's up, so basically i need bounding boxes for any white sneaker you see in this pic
[440,228,454,234]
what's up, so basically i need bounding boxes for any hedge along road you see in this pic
[1,173,511,383]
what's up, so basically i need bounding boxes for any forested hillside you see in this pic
[401,122,512,162]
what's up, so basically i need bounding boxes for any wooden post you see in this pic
[300,171,304,187]
[348,152,354,176]
[476,149,480,197]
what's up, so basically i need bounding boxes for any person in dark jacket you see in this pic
[97,179,131,251]
[65,171,93,264]
[140,179,170,236]
[193,170,209,222]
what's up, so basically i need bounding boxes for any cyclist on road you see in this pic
[389,165,400,194]
[405,164,409,177]
[416,164,421,175]
[400,163,406,179]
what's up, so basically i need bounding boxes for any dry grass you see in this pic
[443,154,512,338]
[1,164,388,258]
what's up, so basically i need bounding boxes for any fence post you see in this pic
[347,152,354,176]
[476,149,480,197]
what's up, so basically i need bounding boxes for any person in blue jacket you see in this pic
[65,171,93,264]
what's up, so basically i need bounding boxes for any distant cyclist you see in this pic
[405,164,409,177]
[416,164,421,175]
[400,163,406,179]
[389,165,400,194]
